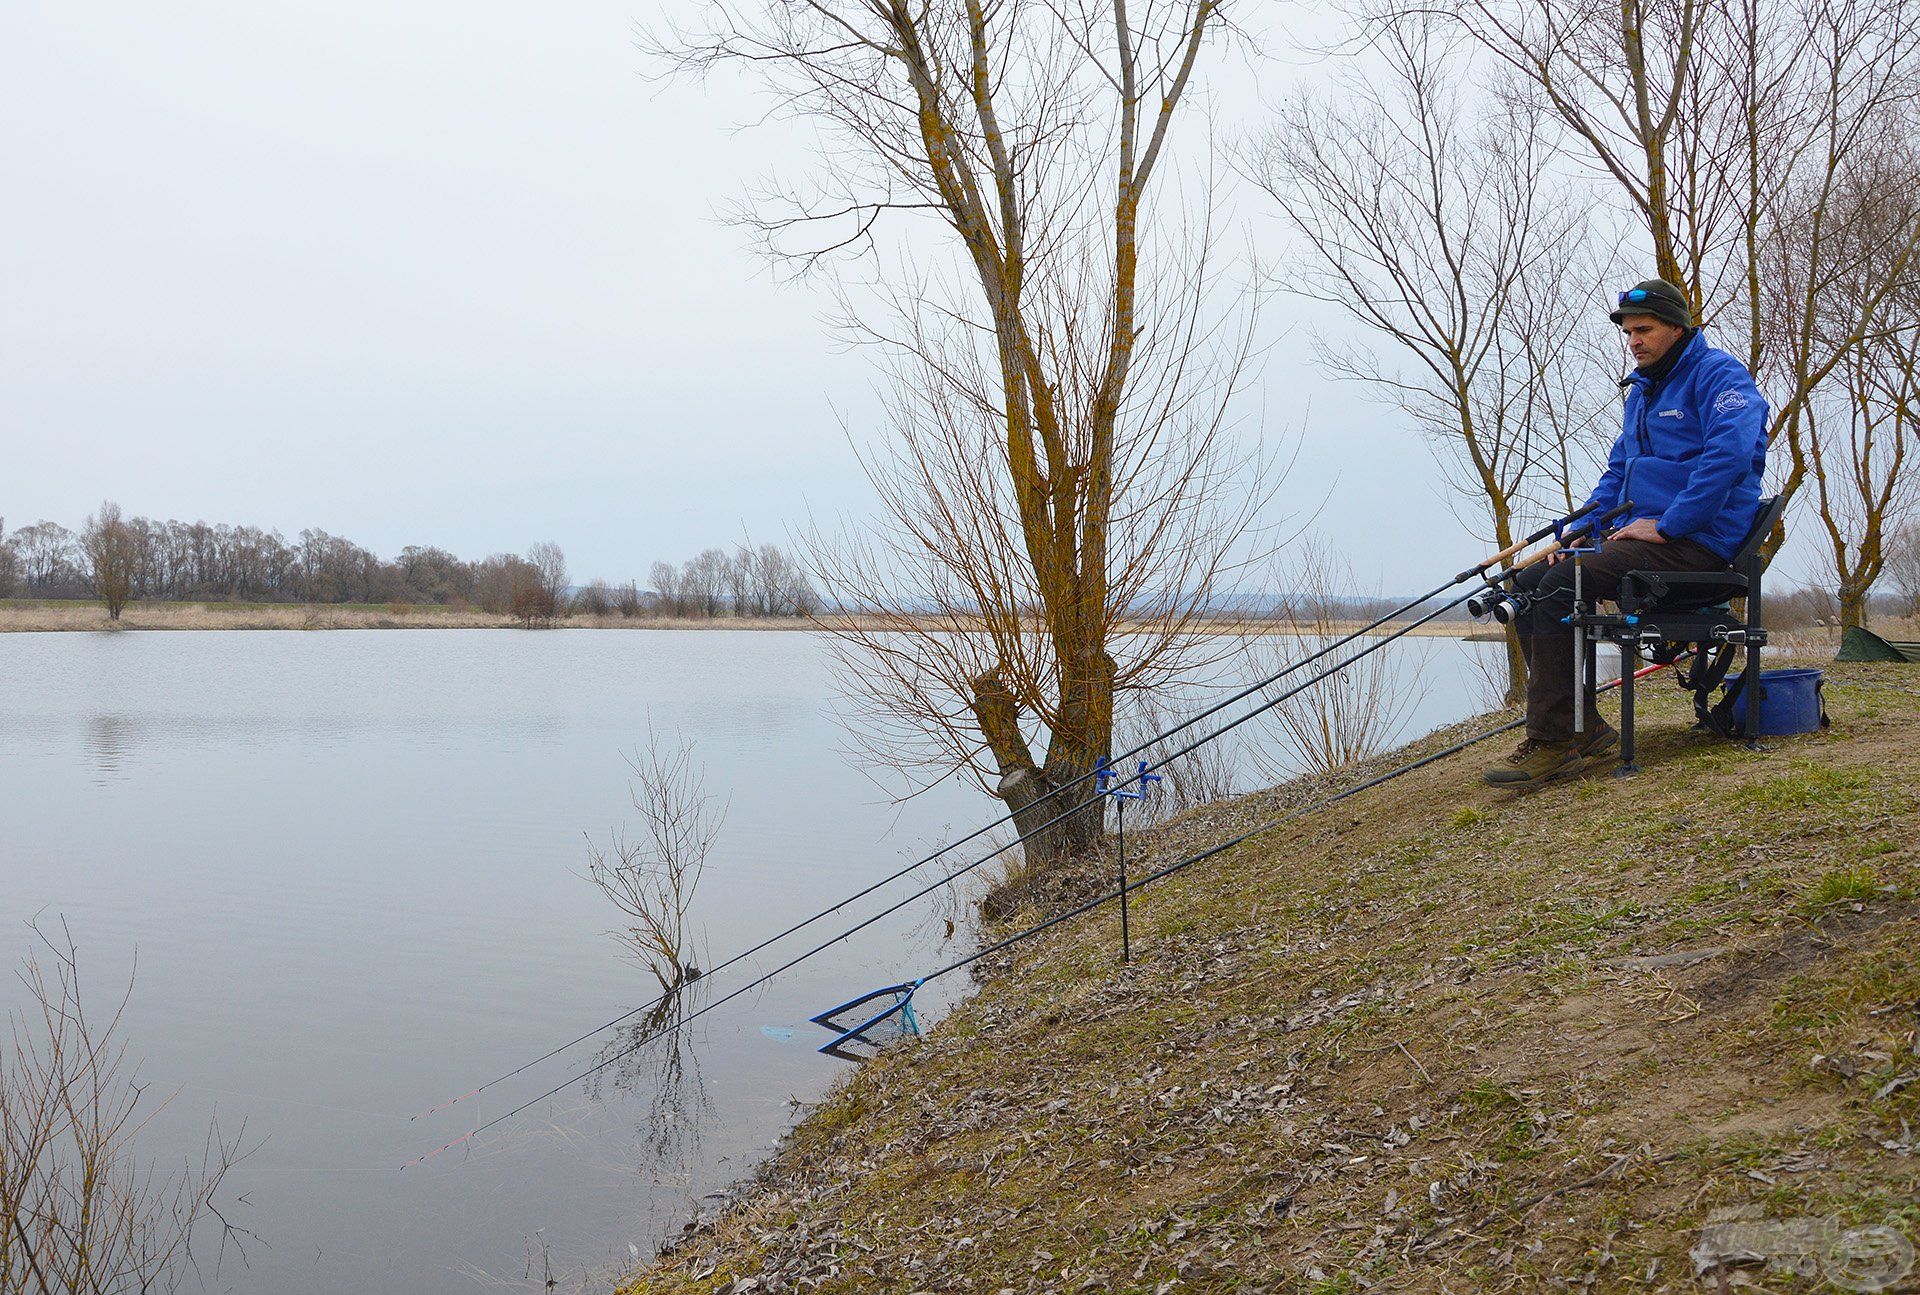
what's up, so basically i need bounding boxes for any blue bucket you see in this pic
[1721,667,1829,736]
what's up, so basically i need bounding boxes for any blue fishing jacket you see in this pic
[1583,330,1770,561]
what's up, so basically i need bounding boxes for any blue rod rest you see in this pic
[1095,758,1162,802]
[1552,514,1598,556]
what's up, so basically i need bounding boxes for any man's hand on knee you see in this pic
[1612,518,1667,545]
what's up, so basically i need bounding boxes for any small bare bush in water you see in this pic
[1,920,246,1294]
[1255,542,1419,780]
[585,735,726,992]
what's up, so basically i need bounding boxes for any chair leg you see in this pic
[1616,639,1639,775]
[1743,637,1765,752]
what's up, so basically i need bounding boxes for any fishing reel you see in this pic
[1467,587,1529,624]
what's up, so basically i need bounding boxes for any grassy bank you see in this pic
[620,658,1920,1294]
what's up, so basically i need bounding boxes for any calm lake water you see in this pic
[0,628,1501,1294]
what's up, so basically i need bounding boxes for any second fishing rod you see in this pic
[407,578,1484,1163]
[407,513,1629,1163]
[411,503,1611,1123]
[810,655,1678,1056]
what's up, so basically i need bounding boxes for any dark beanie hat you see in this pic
[1609,278,1692,328]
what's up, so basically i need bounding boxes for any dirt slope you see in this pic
[620,660,1920,1294]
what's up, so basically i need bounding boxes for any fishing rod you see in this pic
[1040,503,1631,811]
[812,657,1676,1055]
[409,504,1605,1122]
[1465,502,1633,623]
[405,574,1522,1166]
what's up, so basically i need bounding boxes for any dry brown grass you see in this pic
[0,600,513,632]
[0,602,888,633]
[621,659,1920,1294]
[1773,615,1920,657]
[0,600,1477,638]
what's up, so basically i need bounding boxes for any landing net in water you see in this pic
[809,979,923,1061]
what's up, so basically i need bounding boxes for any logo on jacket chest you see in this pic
[1656,408,1685,419]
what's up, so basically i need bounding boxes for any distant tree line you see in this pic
[0,505,818,623]
[0,506,570,621]
[571,544,819,619]
[646,545,818,618]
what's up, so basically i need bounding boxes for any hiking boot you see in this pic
[1577,716,1618,759]
[1483,737,1582,787]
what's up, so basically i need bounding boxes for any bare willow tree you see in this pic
[1430,0,1702,287]
[1809,333,1919,627]
[585,734,726,992]
[2,923,243,1294]
[80,501,143,623]
[733,543,818,617]
[1807,153,1920,627]
[1248,16,1608,703]
[1888,523,1920,618]
[681,549,729,619]
[0,520,16,599]
[1440,0,1920,528]
[659,2,1270,869]
[528,541,569,623]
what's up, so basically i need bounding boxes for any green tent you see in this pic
[1836,625,1920,663]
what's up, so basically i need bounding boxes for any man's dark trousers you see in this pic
[1512,536,1727,743]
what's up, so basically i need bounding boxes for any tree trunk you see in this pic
[1480,506,1525,706]
[971,634,1116,871]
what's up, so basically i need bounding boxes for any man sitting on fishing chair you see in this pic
[1484,278,1770,787]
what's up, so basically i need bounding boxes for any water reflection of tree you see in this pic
[583,984,712,1176]
[83,712,140,785]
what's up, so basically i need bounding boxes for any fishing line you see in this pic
[405,582,1501,1164]
[411,506,1605,1126]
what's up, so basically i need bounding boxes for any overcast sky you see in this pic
[0,2,1822,591]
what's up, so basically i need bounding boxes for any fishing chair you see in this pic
[1572,494,1788,774]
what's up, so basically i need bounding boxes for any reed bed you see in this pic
[1,600,1481,637]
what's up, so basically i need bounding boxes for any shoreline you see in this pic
[618,658,1919,1294]
[0,600,1478,638]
